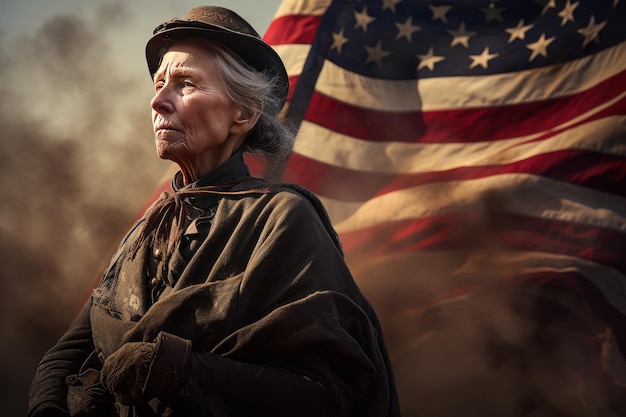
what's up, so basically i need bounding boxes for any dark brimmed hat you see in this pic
[146,6,288,109]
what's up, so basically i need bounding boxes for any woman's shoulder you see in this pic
[229,178,343,253]
[225,178,331,226]
[230,178,320,208]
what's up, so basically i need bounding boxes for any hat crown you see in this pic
[154,6,260,39]
[187,6,260,37]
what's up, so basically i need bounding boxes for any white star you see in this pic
[354,7,375,32]
[540,0,556,15]
[331,28,349,54]
[417,47,445,71]
[505,19,533,43]
[429,5,452,24]
[577,15,607,47]
[481,3,505,23]
[558,0,579,26]
[395,16,421,42]
[382,0,402,13]
[448,22,476,48]
[365,40,391,66]
[469,46,499,69]
[526,33,555,61]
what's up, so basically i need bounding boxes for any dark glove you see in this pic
[101,331,192,406]
[66,367,113,417]
[30,406,70,417]
[64,351,113,417]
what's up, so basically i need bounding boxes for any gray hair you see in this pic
[185,38,295,163]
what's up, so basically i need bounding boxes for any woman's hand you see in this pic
[65,367,112,417]
[100,332,191,406]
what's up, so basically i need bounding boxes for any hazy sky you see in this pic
[0,1,282,415]
[0,0,281,35]
[0,0,282,81]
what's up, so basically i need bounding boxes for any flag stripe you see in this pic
[284,147,626,201]
[265,14,322,45]
[372,251,626,317]
[318,174,626,233]
[272,45,311,76]
[339,213,626,274]
[272,0,331,19]
[303,72,626,143]
[286,75,300,101]
[290,115,626,175]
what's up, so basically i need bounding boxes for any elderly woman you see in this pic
[28,6,399,417]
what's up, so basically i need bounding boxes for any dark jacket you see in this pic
[28,152,400,417]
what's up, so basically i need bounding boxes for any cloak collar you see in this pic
[172,150,251,192]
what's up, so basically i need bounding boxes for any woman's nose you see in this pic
[151,86,174,114]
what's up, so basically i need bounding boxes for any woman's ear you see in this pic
[230,106,262,135]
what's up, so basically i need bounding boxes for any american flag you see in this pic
[258,0,626,414]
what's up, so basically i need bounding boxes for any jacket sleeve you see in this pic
[133,291,381,416]
[178,349,347,416]
[27,296,95,417]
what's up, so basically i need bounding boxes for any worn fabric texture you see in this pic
[28,153,400,417]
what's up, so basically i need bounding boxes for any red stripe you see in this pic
[283,152,392,200]
[514,272,626,353]
[264,14,322,45]
[374,148,626,199]
[382,269,626,353]
[136,180,172,218]
[283,148,626,201]
[340,213,626,274]
[498,214,626,271]
[287,75,299,102]
[305,92,426,142]
[304,69,626,143]
[243,153,267,176]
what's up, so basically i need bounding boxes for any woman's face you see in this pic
[151,40,251,183]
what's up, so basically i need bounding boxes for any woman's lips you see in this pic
[153,116,181,132]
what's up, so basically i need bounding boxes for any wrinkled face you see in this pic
[151,40,246,181]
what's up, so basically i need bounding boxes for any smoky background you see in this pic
[0,1,279,415]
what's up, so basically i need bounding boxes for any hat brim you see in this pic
[145,25,288,108]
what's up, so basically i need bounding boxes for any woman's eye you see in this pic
[154,81,164,91]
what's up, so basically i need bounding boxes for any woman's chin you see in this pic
[155,138,183,161]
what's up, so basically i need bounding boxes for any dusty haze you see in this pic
[0,2,277,414]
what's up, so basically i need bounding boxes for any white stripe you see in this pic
[454,251,626,316]
[381,250,626,316]
[273,0,330,19]
[313,41,626,111]
[293,114,626,173]
[351,249,626,317]
[320,173,626,234]
[273,44,311,77]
